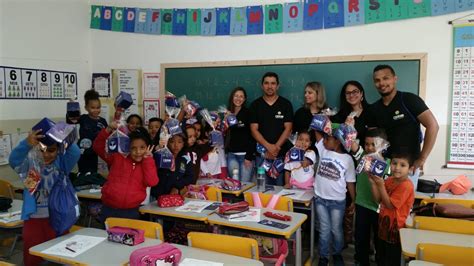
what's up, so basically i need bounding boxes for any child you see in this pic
[151,133,193,197]
[184,125,212,183]
[313,123,356,266]
[148,117,164,146]
[368,152,415,266]
[126,114,143,133]
[350,128,390,266]
[93,124,158,222]
[284,131,316,189]
[68,89,108,175]
[9,128,80,266]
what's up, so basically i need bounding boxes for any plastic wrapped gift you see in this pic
[179,95,200,117]
[46,122,78,153]
[32,117,57,147]
[66,102,81,122]
[256,143,267,155]
[285,147,305,163]
[165,92,180,108]
[106,130,130,155]
[17,148,44,195]
[268,158,284,179]
[333,123,358,152]
[310,114,332,135]
[209,130,224,147]
[164,118,182,136]
[226,114,238,127]
[115,91,133,110]
[153,148,174,169]
[261,159,273,172]
[356,155,388,177]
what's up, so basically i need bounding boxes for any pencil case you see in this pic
[106,226,144,246]
[218,201,249,215]
[130,243,182,266]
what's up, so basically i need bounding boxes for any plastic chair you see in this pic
[244,192,293,212]
[0,180,15,199]
[206,186,222,202]
[105,218,164,240]
[69,225,83,233]
[421,198,474,209]
[413,216,474,235]
[187,232,259,260]
[416,243,474,266]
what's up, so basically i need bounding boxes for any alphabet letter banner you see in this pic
[265,4,283,34]
[216,8,231,35]
[201,9,217,35]
[324,0,344,29]
[303,0,323,30]
[247,6,264,35]
[230,7,247,35]
[344,0,365,26]
[283,2,303,32]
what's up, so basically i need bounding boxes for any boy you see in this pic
[350,128,390,266]
[9,128,80,266]
[313,122,356,266]
[368,152,415,266]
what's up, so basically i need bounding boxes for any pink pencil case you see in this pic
[130,243,182,266]
[106,226,144,246]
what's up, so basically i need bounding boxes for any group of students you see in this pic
[9,64,438,266]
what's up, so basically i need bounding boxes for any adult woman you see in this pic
[293,82,328,134]
[225,87,255,182]
[332,80,370,147]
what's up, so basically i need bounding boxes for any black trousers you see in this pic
[377,239,402,266]
[354,204,380,266]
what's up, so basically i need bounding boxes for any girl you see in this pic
[225,87,255,182]
[93,124,158,222]
[126,114,143,133]
[293,82,328,134]
[9,128,80,266]
[68,89,107,174]
[148,117,164,146]
[151,133,193,197]
[184,125,212,183]
[283,131,316,189]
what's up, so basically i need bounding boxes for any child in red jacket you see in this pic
[93,125,159,222]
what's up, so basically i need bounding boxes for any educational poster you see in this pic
[143,100,159,125]
[0,134,12,165]
[143,73,160,99]
[92,73,110,97]
[0,66,76,100]
[448,24,474,169]
[112,69,142,117]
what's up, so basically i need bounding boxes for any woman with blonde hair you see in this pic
[293,81,328,133]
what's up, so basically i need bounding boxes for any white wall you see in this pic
[0,0,91,121]
[1,0,472,177]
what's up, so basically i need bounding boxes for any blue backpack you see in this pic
[49,174,80,235]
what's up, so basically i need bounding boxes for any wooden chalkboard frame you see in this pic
[159,53,427,117]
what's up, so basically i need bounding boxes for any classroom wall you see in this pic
[1,0,472,178]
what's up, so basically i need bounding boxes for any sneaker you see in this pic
[333,254,345,266]
[318,257,329,266]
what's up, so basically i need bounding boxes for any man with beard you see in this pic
[367,65,439,172]
[249,72,293,185]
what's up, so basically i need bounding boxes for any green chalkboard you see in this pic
[164,59,422,111]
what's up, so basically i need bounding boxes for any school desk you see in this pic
[0,199,22,259]
[208,207,307,266]
[399,228,474,262]
[408,260,442,266]
[197,178,255,197]
[76,188,102,200]
[247,185,317,263]
[139,198,217,224]
[0,175,23,191]
[30,227,263,265]
[415,175,474,200]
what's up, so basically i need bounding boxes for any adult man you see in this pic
[368,65,439,171]
[249,72,293,185]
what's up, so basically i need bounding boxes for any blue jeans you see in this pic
[255,156,284,186]
[315,197,346,258]
[226,153,254,182]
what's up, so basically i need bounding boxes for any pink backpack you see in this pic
[129,243,182,266]
[249,192,289,264]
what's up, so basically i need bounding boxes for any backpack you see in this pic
[48,174,80,235]
[248,192,289,264]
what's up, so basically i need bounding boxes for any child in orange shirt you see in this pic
[368,152,415,266]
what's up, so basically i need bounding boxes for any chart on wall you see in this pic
[0,66,77,99]
[447,23,474,169]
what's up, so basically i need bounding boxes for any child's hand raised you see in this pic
[27,129,45,146]
[144,145,155,158]
[106,121,119,133]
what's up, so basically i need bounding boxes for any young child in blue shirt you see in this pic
[9,128,80,266]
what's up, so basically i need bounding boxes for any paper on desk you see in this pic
[41,235,106,257]
[0,211,21,223]
[228,209,261,222]
[175,201,213,213]
[179,258,224,266]
[0,210,21,218]
[276,189,305,200]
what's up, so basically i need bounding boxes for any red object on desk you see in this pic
[264,211,292,221]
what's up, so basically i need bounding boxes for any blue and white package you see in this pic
[210,130,224,147]
[46,122,77,153]
[256,143,267,155]
[310,114,331,134]
[106,130,130,155]
[115,91,133,110]
[32,117,57,147]
[165,118,182,136]
[154,148,173,169]
[226,114,238,127]
[356,155,387,177]
[285,147,305,163]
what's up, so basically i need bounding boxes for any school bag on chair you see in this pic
[248,192,289,265]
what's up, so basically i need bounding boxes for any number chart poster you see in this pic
[447,24,474,169]
[0,66,77,100]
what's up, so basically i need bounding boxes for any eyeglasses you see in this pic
[345,89,360,96]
